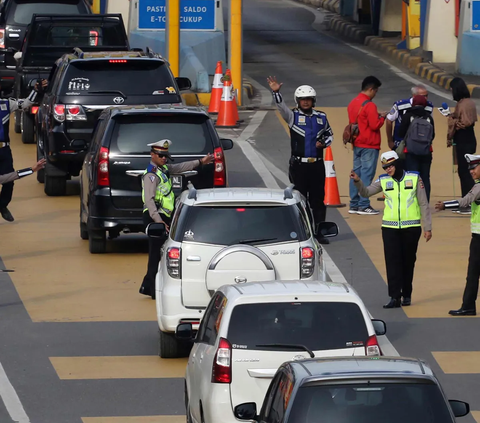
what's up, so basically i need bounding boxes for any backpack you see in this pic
[405,116,434,155]
[343,100,371,145]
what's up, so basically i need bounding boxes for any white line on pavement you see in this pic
[0,362,30,423]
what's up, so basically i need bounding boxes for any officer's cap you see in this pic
[380,151,399,167]
[148,139,172,158]
[465,153,480,169]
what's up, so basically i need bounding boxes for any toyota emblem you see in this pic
[113,97,125,105]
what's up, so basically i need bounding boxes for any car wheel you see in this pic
[21,112,36,144]
[80,222,89,240]
[158,330,180,358]
[37,168,45,184]
[14,110,21,134]
[44,175,67,196]
[88,229,106,254]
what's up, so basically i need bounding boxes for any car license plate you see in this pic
[172,175,182,189]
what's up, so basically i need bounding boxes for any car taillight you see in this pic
[0,29,5,49]
[300,247,315,279]
[365,335,382,357]
[66,104,87,121]
[31,106,39,114]
[89,30,99,46]
[167,247,181,278]
[211,338,232,384]
[109,59,127,63]
[97,146,110,187]
[54,104,65,122]
[213,147,226,187]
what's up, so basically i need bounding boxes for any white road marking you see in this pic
[0,362,30,423]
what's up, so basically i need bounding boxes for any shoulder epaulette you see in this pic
[146,164,157,174]
[406,171,420,176]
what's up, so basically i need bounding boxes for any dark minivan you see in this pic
[80,105,234,254]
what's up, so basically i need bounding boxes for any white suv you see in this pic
[149,184,338,358]
[176,281,387,423]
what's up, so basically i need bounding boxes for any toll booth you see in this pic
[456,0,480,74]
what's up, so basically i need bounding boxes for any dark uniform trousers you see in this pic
[382,226,422,299]
[0,145,14,208]
[462,234,480,310]
[141,211,173,296]
[290,159,326,224]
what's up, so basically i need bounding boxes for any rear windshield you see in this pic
[288,383,453,423]
[6,1,88,25]
[60,60,177,96]
[174,205,308,245]
[227,302,368,351]
[110,115,212,155]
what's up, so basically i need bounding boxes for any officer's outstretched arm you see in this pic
[272,92,294,127]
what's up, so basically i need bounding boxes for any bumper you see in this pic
[89,216,144,233]
[201,385,236,423]
[47,125,91,164]
[0,65,16,90]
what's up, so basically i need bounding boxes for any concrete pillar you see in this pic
[379,0,402,37]
[423,0,457,62]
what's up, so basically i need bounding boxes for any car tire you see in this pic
[44,175,67,196]
[80,222,89,240]
[88,229,106,254]
[159,330,180,358]
[14,110,21,134]
[21,112,35,144]
[37,168,45,184]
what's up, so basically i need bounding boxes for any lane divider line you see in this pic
[0,361,30,423]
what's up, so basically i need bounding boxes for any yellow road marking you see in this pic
[432,352,480,374]
[50,356,187,379]
[472,411,480,423]
[82,417,185,423]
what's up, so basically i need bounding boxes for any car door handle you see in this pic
[187,256,201,262]
[126,170,144,177]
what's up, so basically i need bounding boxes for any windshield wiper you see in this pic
[256,343,315,358]
[238,237,278,245]
[88,90,127,98]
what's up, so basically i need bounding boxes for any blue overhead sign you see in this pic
[138,0,216,31]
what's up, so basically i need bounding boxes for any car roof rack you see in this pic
[72,47,84,58]
[284,184,294,200]
[131,47,144,52]
[146,46,156,58]
[187,182,197,200]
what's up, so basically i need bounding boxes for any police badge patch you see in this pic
[316,117,323,125]
[386,181,394,190]
[405,179,413,189]
[149,175,156,183]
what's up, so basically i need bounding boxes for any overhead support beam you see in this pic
[166,0,181,77]
[229,0,243,106]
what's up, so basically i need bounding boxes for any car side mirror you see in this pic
[175,77,192,91]
[234,402,258,421]
[449,400,470,417]
[145,222,166,238]
[176,323,194,340]
[371,319,387,336]
[220,138,234,150]
[317,221,339,238]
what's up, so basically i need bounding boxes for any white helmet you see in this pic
[294,85,316,107]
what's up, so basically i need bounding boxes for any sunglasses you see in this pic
[152,151,169,158]
[382,163,395,170]
[469,163,479,170]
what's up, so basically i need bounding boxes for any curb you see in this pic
[330,15,370,44]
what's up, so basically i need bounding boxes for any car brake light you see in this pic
[97,146,110,187]
[212,338,232,384]
[66,104,87,121]
[167,247,181,278]
[0,29,4,49]
[366,335,382,357]
[109,59,127,63]
[89,30,99,46]
[300,247,314,278]
[213,147,226,187]
[54,104,65,122]
[31,106,39,114]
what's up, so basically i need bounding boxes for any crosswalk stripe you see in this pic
[82,417,186,423]
[50,356,187,379]
[432,352,480,373]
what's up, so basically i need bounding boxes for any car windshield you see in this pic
[6,1,87,25]
[227,302,369,351]
[60,60,177,97]
[110,114,212,155]
[174,205,309,245]
[287,383,454,423]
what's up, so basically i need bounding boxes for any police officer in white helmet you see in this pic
[267,76,333,244]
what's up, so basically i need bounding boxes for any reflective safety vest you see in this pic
[380,171,422,229]
[472,181,480,235]
[142,164,175,218]
[0,100,10,143]
[290,109,329,158]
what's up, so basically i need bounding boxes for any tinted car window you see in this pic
[196,293,227,346]
[174,205,308,245]
[60,60,175,96]
[7,1,87,25]
[287,383,454,423]
[227,302,369,351]
[110,115,212,155]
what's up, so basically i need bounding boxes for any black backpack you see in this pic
[405,116,434,155]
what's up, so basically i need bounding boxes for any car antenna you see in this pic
[187,181,197,200]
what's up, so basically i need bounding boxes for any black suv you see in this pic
[80,105,234,254]
[0,0,92,92]
[36,48,192,196]
[14,13,130,144]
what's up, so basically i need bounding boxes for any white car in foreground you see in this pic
[148,185,339,358]
[176,280,387,423]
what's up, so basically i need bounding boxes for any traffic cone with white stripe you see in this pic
[324,146,346,208]
[225,69,243,124]
[215,77,239,128]
[208,61,224,114]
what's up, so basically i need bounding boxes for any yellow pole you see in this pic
[229,0,243,106]
[92,0,100,14]
[166,0,180,77]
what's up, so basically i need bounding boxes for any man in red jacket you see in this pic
[348,76,387,215]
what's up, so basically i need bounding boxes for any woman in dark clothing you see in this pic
[398,95,435,201]
[448,77,477,214]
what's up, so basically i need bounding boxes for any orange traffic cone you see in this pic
[225,69,243,124]
[208,61,224,114]
[324,146,346,208]
[216,78,240,128]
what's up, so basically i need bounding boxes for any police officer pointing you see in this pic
[267,76,333,244]
[139,139,214,299]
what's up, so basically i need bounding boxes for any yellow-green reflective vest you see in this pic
[142,164,174,218]
[380,171,422,229]
[472,181,480,234]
